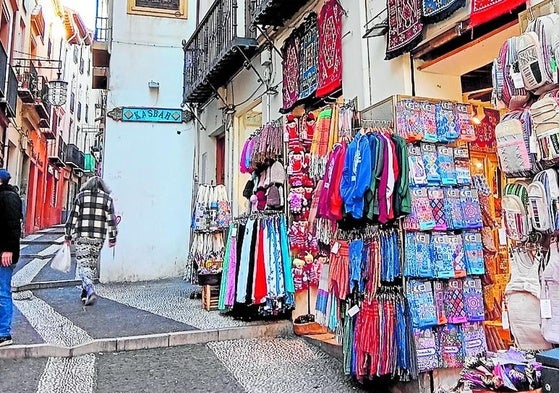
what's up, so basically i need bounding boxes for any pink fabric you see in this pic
[318,143,346,220]
[225,239,238,306]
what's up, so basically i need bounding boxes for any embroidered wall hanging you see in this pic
[386,0,424,60]
[299,13,319,100]
[422,0,466,24]
[317,0,343,98]
[281,31,301,112]
[470,107,499,153]
[470,0,526,28]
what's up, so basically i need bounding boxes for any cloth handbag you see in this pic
[215,185,231,229]
[541,239,559,344]
[51,243,71,273]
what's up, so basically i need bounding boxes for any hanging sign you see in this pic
[106,106,193,123]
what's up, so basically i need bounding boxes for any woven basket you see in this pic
[293,321,328,336]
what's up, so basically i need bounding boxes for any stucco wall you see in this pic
[100,2,197,282]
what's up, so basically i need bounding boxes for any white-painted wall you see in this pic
[100,1,197,282]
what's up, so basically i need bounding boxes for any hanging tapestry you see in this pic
[422,0,466,24]
[281,30,301,112]
[299,13,319,100]
[470,108,499,153]
[316,0,343,98]
[386,0,424,60]
[470,0,526,28]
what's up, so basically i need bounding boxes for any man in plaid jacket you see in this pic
[65,176,118,305]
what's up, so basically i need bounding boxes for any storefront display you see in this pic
[186,184,231,286]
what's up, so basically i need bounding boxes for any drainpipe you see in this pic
[410,53,416,96]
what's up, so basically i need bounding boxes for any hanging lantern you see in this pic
[47,79,68,107]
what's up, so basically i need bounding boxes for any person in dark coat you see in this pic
[0,169,22,347]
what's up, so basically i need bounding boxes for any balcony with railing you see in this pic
[183,0,259,103]
[4,67,18,117]
[247,0,308,27]
[0,42,7,99]
[48,137,66,167]
[92,0,110,90]
[65,143,85,169]
[15,60,38,103]
[35,76,51,127]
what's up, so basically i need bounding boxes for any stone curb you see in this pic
[0,321,293,359]
[12,279,100,293]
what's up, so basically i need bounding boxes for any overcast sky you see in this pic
[60,0,96,30]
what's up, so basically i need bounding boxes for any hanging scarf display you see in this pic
[281,31,301,112]
[406,279,438,329]
[463,277,485,322]
[414,328,440,372]
[462,322,488,358]
[386,0,423,60]
[421,0,466,24]
[316,0,343,98]
[436,324,465,368]
[299,13,319,100]
[470,0,526,28]
[444,278,468,324]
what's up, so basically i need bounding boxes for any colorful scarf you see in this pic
[470,0,526,28]
[299,13,319,100]
[281,31,301,112]
[386,0,424,60]
[317,0,343,97]
[422,0,466,24]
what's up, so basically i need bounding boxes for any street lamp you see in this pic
[47,76,68,107]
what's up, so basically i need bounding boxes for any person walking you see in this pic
[0,169,23,347]
[65,176,118,305]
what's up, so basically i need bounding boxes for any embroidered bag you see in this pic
[421,143,441,185]
[436,324,464,368]
[530,96,559,167]
[463,277,484,322]
[437,146,457,186]
[443,188,466,230]
[454,103,477,142]
[408,145,428,186]
[520,14,559,95]
[215,185,232,229]
[428,188,447,231]
[462,322,488,359]
[542,238,559,344]
[502,182,532,242]
[527,169,559,233]
[492,37,530,110]
[463,231,485,275]
[421,101,438,143]
[495,109,539,178]
[432,233,455,279]
[414,328,440,372]
[444,278,467,324]
[406,279,438,329]
[436,101,458,142]
[460,188,483,230]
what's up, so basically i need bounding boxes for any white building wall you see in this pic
[100,1,197,282]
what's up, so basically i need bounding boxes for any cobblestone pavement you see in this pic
[0,229,366,392]
[0,338,366,393]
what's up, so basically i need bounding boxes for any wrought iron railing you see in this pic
[6,66,17,116]
[15,60,39,99]
[0,42,7,97]
[65,143,84,169]
[183,0,239,96]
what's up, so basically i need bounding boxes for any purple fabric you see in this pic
[225,239,238,306]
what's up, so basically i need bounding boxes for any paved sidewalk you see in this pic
[4,227,291,359]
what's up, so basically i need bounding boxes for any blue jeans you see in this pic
[0,264,15,337]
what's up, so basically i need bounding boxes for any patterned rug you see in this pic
[422,0,466,24]
[386,0,424,60]
[317,0,343,98]
[281,31,301,112]
[299,13,319,100]
[470,0,527,27]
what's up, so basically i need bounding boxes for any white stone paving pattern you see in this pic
[95,281,255,330]
[208,338,356,393]
[36,355,95,393]
[15,296,92,347]
[12,258,51,287]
